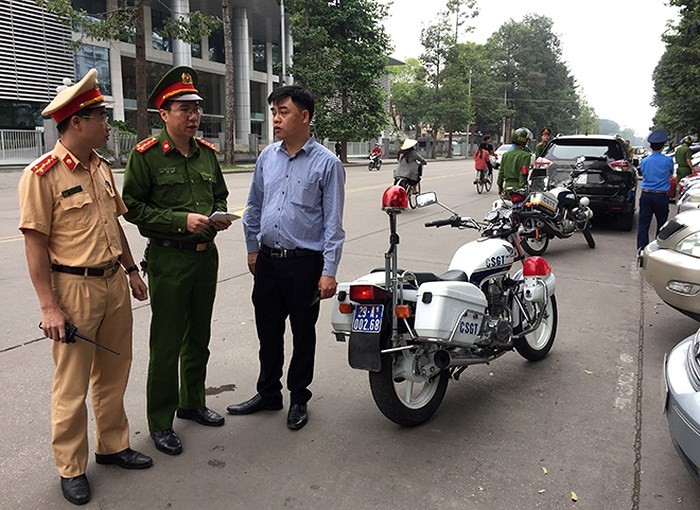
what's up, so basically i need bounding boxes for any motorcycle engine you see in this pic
[478,280,513,347]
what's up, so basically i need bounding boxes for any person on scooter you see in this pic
[497,127,533,196]
[370,143,383,161]
[394,138,426,187]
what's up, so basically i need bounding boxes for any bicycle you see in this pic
[474,169,492,194]
[395,177,421,209]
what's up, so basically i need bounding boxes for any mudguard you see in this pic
[348,332,382,372]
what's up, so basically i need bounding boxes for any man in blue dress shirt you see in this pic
[228,85,346,430]
[637,129,674,254]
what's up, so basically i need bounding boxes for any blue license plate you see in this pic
[351,305,384,333]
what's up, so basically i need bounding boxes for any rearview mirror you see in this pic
[416,192,437,208]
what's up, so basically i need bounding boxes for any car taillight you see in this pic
[610,160,630,171]
[349,284,390,303]
[534,157,552,170]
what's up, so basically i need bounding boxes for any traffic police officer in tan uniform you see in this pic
[18,69,152,506]
[122,66,231,456]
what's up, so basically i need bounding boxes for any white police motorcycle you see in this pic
[331,187,558,426]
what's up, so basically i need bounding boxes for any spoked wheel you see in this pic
[475,175,484,194]
[520,218,549,256]
[514,294,558,361]
[369,348,449,426]
[408,181,421,209]
[583,227,595,248]
[485,176,492,192]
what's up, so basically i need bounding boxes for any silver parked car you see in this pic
[642,210,700,321]
[665,328,700,482]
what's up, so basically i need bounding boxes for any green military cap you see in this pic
[149,66,203,109]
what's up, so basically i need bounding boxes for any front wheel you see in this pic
[583,228,595,248]
[476,179,484,194]
[514,294,558,361]
[369,349,449,426]
[520,219,549,256]
[408,181,421,209]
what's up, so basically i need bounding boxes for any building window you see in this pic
[253,41,266,72]
[208,27,224,63]
[192,41,202,59]
[271,43,282,76]
[75,45,111,95]
[0,100,44,129]
[151,9,172,52]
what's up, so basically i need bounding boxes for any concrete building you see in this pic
[0,0,291,148]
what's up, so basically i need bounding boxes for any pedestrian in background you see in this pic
[637,130,674,255]
[18,69,152,506]
[228,85,345,431]
[675,135,694,190]
[535,127,551,158]
[122,66,232,456]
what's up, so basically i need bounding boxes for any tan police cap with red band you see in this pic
[148,66,203,109]
[42,68,106,124]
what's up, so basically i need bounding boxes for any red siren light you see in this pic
[523,256,552,276]
[382,185,409,212]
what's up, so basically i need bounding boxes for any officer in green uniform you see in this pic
[122,66,231,456]
[498,127,534,194]
[675,135,694,184]
[535,127,551,158]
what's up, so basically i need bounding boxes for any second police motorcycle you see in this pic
[331,185,558,426]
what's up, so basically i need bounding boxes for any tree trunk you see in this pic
[135,0,148,141]
[431,127,438,159]
[222,0,235,164]
[447,131,453,158]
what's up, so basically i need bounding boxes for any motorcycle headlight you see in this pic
[675,232,700,258]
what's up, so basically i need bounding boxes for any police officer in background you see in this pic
[675,135,695,188]
[535,127,551,158]
[637,130,674,255]
[498,127,533,195]
[122,66,231,455]
[18,69,152,506]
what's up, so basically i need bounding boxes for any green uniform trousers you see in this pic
[146,242,219,431]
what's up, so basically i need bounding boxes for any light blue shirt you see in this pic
[243,136,346,277]
[640,151,674,192]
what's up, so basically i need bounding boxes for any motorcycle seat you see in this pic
[438,269,468,282]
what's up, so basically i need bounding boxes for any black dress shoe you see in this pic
[95,447,153,469]
[150,428,183,455]
[227,394,283,415]
[176,406,225,426]
[60,474,91,506]
[287,404,308,430]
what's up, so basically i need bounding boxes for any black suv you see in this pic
[533,134,637,230]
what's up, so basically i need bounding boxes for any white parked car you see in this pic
[491,143,513,169]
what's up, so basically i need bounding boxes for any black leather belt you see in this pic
[151,239,213,252]
[51,262,120,277]
[641,189,668,194]
[260,245,321,258]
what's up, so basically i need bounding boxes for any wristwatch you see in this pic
[124,264,139,275]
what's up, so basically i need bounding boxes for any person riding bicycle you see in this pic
[497,127,533,196]
[394,138,426,186]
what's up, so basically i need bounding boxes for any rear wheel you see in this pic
[485,177,492,192]
[520,219,549,256]
[583,227,595,248]
[369,348,449,426]
[514,295,558,361]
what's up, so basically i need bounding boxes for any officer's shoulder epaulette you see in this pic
[134,137,159,153]
[30,154,59,176]
[94,150,112,166]
[196,137,219,152]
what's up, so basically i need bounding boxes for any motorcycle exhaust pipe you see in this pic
[434,349,495,369]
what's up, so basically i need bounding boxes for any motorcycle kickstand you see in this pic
[451,366,469,381]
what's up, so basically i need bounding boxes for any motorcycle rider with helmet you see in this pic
[497,127,533,195]
[394,138,426,186]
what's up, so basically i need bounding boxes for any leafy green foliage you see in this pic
[286,0,390,146]
[653,0,700,136]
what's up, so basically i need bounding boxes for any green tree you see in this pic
[286,0,390,163]
[388,59,431,138]
[652,0,700,135]
[486,14,581,140]
[36,0,221,141]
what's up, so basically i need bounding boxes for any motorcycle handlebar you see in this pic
[425,216,480,229]
[425,217,456,228]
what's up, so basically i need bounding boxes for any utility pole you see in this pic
[280,0,286,84]
[501,86,507,143]
[465,67,472,156]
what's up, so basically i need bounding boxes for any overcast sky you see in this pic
[382,0,679,137]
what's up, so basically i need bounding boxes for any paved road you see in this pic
[0,159,698,509]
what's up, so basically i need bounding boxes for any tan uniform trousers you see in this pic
[50,267,133,478]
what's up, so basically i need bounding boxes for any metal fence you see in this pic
[0,129,44,165]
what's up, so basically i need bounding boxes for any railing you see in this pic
[0,129,44,165]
